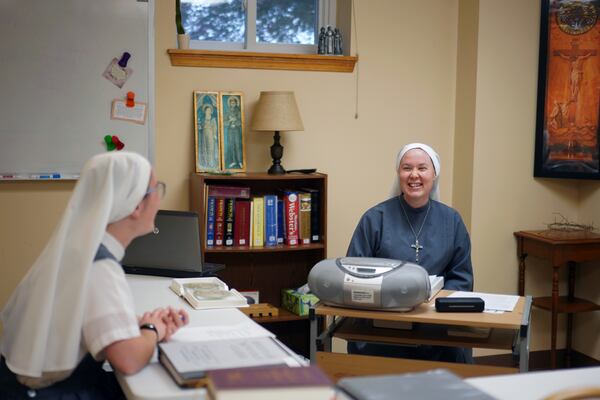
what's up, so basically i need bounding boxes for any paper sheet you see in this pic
[448,291,519,312]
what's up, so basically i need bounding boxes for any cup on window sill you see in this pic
[177,34,190,50]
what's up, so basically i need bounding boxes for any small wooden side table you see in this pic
[514,230,600,369]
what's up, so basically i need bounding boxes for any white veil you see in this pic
[1,152,151,377]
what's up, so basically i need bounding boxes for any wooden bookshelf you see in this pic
[190,172,327,356]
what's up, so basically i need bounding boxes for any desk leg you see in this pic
[566,261,576,368]
[518,296,532,372]
[309,308,317,363]
[551,265,560,369]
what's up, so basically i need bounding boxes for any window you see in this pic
[180,0,336,53]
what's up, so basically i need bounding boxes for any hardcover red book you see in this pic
[233,200,250,246]
[283,191,299,245]
[215,198,226,246]
[207,365,333,400]
[207,185,251,199]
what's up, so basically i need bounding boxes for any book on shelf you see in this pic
[300,187,320,242]
[224,198,235,246]
[298,192,311,245]
[264,194,278,246]
[276,198,285,244]
[252,197,264,247]
[207,185,251,199]
[170,277,248,310]
[214,198,226,246]
[206,196,216,246]
[372,319,413,330]
[282,190,299,245]
[207,365,334,400]
[158,336,304,388]
[233,199,250,246]
[447,326,491,339]
[337,369,495,400]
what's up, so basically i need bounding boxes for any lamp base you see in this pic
[268,164,286,175]
[268,130,286,175]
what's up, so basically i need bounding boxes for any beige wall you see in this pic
[1,0,598,360]
[470,0,599,358]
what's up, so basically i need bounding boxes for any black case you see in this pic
[435,297,485,312]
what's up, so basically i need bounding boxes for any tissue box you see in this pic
[281,289,319,316]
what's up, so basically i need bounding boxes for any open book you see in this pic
[158,336,304,387]
[170,277,248,310]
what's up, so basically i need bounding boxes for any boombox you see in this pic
[308,257,430,311]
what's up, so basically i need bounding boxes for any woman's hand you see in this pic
[161,307,189,341]
[138,307,189,342]
[138,308,169,342]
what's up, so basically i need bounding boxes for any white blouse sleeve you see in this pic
[82,258,140,359]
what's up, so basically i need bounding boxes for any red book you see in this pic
[233,200,251,246]
[215,198,226,246]
[207,365,333,400]
[283,191,299,245]
[207,185,251,199]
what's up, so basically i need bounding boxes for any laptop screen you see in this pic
[122,210,204,276]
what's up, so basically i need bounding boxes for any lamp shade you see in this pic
[251,91,304,132]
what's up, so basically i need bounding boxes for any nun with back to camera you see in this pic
[346,143,474,363]
[0,152,189,399]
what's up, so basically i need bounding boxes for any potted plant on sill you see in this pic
[176,0,190,49]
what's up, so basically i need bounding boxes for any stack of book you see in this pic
[204,185,321,248]
[157,335,327,392]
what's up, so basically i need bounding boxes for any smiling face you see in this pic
[398,148,436,208]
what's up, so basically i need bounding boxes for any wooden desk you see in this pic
[315,352,517,383]
[514,230,600,369]
[309,290,532,372]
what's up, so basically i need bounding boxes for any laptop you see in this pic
[122,210,224,278]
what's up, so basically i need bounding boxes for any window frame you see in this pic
[184,0,337,54]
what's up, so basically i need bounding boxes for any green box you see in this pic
[281,289,319,316]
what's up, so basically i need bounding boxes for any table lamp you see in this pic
[251,91,304,174]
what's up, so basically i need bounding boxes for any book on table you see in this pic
[207,364,334,400]
[428,275,444,300]
[337,369,495,400]
[158,336,304,388]
[170,277,248,310]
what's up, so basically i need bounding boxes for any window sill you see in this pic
[167,49,357,73]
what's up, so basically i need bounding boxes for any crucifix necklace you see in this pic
[399,199,431,263]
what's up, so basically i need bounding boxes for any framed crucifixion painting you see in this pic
[534,0,600,179]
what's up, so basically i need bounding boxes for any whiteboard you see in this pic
[0,0,154,180]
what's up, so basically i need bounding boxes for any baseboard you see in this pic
[474,349,599,371]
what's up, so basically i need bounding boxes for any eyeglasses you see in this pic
[145,181,166,199]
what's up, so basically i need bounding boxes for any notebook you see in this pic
[122,210,224,278]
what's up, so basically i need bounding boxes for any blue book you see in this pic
[206,196,216,246]
[264,195,278,246]
[276,198,285,244]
